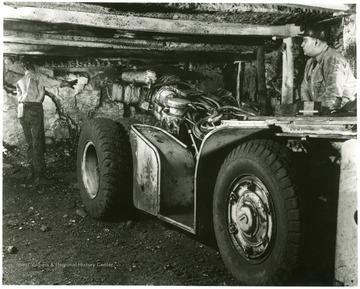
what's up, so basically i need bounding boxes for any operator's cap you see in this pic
[298,24,330,42]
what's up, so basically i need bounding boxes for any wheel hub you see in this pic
[227,175,274,262]
[238,206,255,234]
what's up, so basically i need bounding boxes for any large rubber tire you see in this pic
[213,140,303,285]
[77,117,133,220]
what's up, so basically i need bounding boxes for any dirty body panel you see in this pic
[130,124,195,232]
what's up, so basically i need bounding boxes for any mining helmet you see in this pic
[298,25,330,42]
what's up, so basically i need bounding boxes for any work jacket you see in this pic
[300,47,357,110]
[16,70,60,103]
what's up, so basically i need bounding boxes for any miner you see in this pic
[16,57,77,186]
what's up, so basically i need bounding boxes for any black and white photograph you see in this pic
[2,1,357,286]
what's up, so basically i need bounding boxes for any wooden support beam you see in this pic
[256,47,268,115]
[3,20,277,46]
[4,5,301,37]
[3,31,260,54]
[281,37,294,104]
[284,3,351,12]
[3,43,250,62]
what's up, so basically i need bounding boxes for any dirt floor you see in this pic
[2,144,338,286]
[2,144,239,286]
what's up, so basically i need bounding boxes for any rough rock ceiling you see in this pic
[6,2,349,24]
[3,2,353,64]
[85,2,344,25]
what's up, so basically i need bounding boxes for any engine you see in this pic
[152,87,191,136]
[111,69,258,142]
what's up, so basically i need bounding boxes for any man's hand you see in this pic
[4,84,17,94]
[67,79,78,89]
[45,89,64,101]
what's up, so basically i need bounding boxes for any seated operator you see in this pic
[299,24,357,112]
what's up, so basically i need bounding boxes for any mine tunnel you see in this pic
[3,2,357,286]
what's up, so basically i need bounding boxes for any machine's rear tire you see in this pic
[213,140,303,285]
[77,117,133,220]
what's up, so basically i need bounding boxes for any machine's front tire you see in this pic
[213,140,303,285]
[77,118,133,220]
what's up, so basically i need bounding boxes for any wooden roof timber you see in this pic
[3,20,280,46]
[3,27,280,61]
[4,5,301,38]
[6,2,343,24]
[3,43,257,62]
[284,3,353,13]
[3,30,274,53]
[4,3,350,61]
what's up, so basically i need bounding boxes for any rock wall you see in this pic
[3,58,125,151]
[3,59,27,147]
[3,58,226,154]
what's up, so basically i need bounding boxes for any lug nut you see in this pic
[247,182,255,191]
[230,193,238,203]
[229,223,238,234]
[244,246,253,257]
[262,237,268,246]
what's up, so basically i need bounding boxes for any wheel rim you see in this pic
[227,174,274,263]
[82,141,100,199]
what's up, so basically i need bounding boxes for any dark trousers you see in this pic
[19,103,46,177]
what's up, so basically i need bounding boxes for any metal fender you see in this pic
[196,123,274,158]
[129,124,196,233]
[194,123,276,238]
[334,139,358,286]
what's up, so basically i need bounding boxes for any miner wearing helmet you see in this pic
[300,24,357,112]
